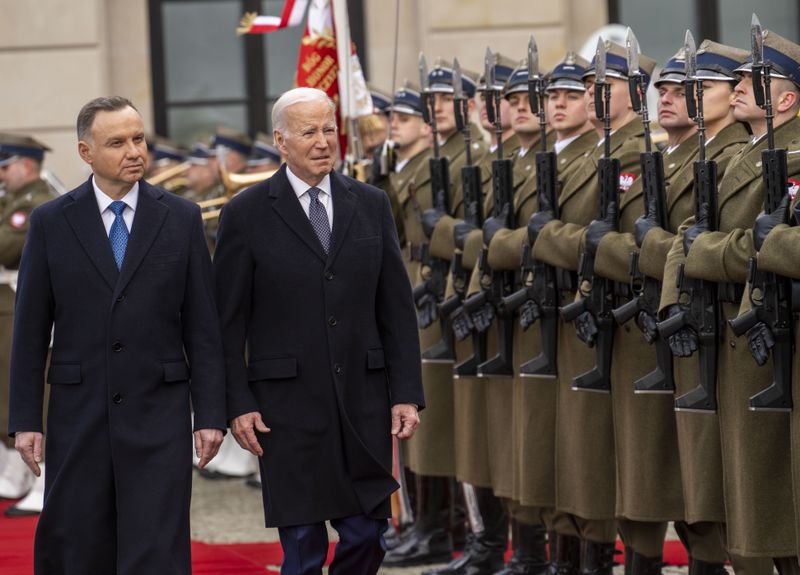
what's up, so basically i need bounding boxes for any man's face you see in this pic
[274,99,338,185]
[732,72,762,123]
[390,112,429,149]
[78,106,147,190]
[701,80,735,125]
[432,92,457,136]
[479,92,511,133]
[657,83,693,132]
[187,163,218,191]
[585,76,632,123]
[546,88,589,134]
[506,92,539,136]
[223,149,248,174]
[0,157,36,194]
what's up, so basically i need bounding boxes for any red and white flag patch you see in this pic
[619,172,637,192]
[9,211,27,229]
[788,178,800,201]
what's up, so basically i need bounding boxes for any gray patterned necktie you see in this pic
[307,187,331,253]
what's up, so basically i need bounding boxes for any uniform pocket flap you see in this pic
[248,357,297,381]
[367,348,385,369]
[47,363,82,385]
[163,360,190,382]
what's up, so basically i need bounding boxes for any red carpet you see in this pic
[0,498,688,573]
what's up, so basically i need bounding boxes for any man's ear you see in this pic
[77,141,92,165]
[273,129,288,155]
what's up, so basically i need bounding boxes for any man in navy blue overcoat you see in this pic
[214,87,424,575]
[8,96,226,575]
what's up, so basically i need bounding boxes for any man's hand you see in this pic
[574,310,598,347]
[527,209,554,244]
[664,305,698,357]
[230,411,271,457]
[421,208,445,239]
[482,204,510,247]
[753,195,789,251]
[635,310,659,344]
[585,201,617,255]
[746,322,775,366]
[15,431,43,477]
[391,403,420,440]
[453,220,477,250]
[193,428,224,470]
[634,199,659,248]
[683,202,709,255]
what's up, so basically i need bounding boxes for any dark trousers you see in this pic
[278,514,388,575]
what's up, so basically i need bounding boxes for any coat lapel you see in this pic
[269,165,328,263]
[62,178,120,290]
[114,182,169,295]
[326,172,357,267]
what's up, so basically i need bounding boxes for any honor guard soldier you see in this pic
[0,133,58,513]
[184,142,222,203]
[640,40,749,573]
[246,133,282,174]
[361,85,392,161]
[528,39,654,575]
[383,58,486,568]
[663,22,800,573]
[148,137,188,178]
[213,127,252,175]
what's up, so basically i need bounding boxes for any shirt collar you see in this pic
[285,165,332,200]
[92,176,139,213]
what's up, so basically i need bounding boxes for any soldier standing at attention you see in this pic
[0,134,58,510]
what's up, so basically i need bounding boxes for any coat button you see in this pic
[112,342,123,352]
[334,364,342,375]
[328,316,337,326]
[325,271,335,281]
[112,393,123,404]
[729,340,736,348]
[116,294,125,302]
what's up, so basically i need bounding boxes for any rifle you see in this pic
[500,35,558,378]
[463,47,516,378]
[727,14,793,412]
[559,38,619,393]
[437,59,488,377]
[656,31,720,412]
[610,28,674,393]
[414,53,455,364]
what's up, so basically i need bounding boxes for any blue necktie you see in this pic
[307,187,331,253]
[108,201,128,270]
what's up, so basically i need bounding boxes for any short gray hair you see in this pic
[272,88,336,136]
[77,96,138,141]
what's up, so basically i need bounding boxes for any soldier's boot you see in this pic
[774,557,800,575]
[578,539,616,575]
[382,474,453,567]
[547,533,581,575]
[687,557,727,575]
[5,463,44,516]
[629,550,664,575]
[421,485,508,575]
[494,519,548,574]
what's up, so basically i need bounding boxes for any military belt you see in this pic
[717,282,744,304]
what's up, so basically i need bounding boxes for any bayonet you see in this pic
[453,58,464,101]
[418,52,429,91]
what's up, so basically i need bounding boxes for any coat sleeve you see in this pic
[683,228,753,283]
[756,223,800,279]
[181,206,227,431]
[8,209,53,435]
[594,230,638,283]
[487,226,528,271]
[531,219,586,271]
[638,227,676,280]
[213,201,260,421]
[658,217,693,313]
[374,192,425,409]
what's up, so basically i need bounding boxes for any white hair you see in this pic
[272,88,336,136]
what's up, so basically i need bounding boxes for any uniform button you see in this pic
[334,364,342,375]
[112,341,123,352]
[325,271,335,281]
[729,340,736,348]
[112,393,123,404]
[116,294,125,302]
[328,316,338,326]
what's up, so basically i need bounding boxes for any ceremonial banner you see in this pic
[236,0,308,35]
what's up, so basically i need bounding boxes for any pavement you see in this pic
[189,470,705,574]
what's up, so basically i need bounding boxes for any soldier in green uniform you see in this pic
[246,133,281,174]
[529,40,654,575]
[664,29,800,573]
[0,133,58,508]
[642,41,750,574]
[481,54,598,575]
[383,59,487,568]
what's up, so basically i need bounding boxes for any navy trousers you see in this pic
[278,514,388,575]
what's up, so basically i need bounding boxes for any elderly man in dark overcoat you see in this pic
[214,87,424,575]
[8,96,226,575]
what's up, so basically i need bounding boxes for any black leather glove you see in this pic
[452,307,474,341]
[635,310,659,344]
[574,310,598,347]
[469,303,495,334]
[664,305,698,357]
[415,293,438,329]
[421,208,445,239]
[527,209,554,244]
[519,299,541,331]
[753,195,789,251]
[634,199,659,248]
[746,322,775,366]
[453,220,477,250]
[585,201,617,255]
[482,203,510,247]
[682,202,709,256]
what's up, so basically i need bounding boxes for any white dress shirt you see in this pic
[93,177,139,235]
[554,134,580,155]
[286,165,334,229]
